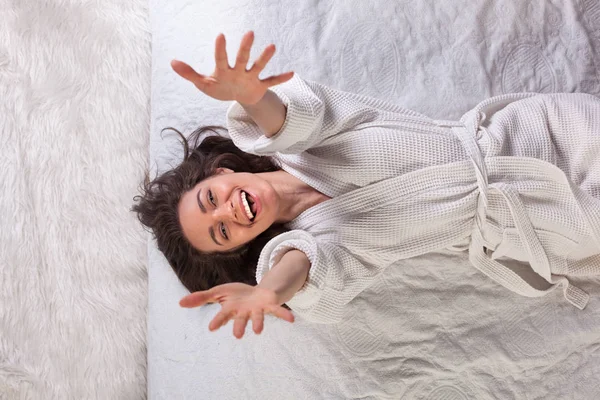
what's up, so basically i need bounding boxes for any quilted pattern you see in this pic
[149,1,600,399]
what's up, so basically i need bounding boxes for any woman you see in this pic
[133,32,600,339]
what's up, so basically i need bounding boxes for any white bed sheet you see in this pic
[148,1,600,399]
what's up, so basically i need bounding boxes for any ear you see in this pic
[215,167,234,175]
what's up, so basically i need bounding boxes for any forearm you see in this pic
[257,249,310,305]
[240,89,287,138]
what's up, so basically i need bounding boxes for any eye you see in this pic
[219,223,228,240]
[207,190,216,206]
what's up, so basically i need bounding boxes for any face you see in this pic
[178,168,280,253]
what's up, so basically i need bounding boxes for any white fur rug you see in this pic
[0,1,149,399]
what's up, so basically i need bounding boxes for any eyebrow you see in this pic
[197,188,223,247]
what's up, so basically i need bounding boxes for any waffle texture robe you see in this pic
[226,75,600,324]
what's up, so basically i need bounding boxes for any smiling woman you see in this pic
[135,31,600,340]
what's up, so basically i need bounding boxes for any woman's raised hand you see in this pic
[179,282,295,339]
[171,31,294,105]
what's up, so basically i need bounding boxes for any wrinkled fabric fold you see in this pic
[445,108,594,309]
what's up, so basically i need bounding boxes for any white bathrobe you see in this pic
[226,75,600,324]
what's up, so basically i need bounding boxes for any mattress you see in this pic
[148,1,600,399]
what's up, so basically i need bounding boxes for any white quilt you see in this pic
[149,1,600,399]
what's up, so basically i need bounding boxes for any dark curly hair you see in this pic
[132,125,289,293]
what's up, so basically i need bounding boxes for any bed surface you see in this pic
[149,1,600,399]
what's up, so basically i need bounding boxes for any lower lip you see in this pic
[246,191,261,220]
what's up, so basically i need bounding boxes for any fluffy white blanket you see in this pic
[0,1,150,398]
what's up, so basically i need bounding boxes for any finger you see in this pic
[267,306,295,323]
[249,43,275,74]
[215,33,230,71]
[261,71,295,87]
[251,311,264,334]
[209,310,234,331]
[179,290,215,308]
[171,59,204,81]
[171,60,211,91]
[233,314,250,339]
[179,284,226,308]
[235,31,254,71]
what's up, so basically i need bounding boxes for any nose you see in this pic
[213,200,237,222]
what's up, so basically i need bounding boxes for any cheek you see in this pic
[250,216,272,237]
[235,225,259,242]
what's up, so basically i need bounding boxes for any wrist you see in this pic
[236,90,287,138]
[254,285,281,304]
[257,280,288,305]
[256,249,311,305]
[237,92,266,108]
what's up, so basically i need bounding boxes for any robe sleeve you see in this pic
[226,74,428,155]
[256,230,383,324]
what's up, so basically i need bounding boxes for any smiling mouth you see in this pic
[240,190,256,221]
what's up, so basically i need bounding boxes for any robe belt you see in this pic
[434,113,589,310]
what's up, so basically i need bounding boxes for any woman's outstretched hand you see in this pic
[179,282,295,339]
[171,31,294,105]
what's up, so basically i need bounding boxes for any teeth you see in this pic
[241,191,254,220]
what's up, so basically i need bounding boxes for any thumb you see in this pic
[171,59,203,83]
[179,289,217,308]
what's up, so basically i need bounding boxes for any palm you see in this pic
[179,282,295,339]
[204,68,266,105]
[171,31,294,105]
